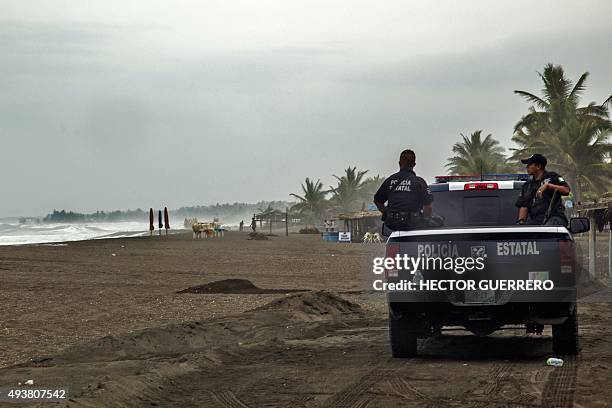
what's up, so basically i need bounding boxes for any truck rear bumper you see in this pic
[388,301,575,326]
[386,287,576,304]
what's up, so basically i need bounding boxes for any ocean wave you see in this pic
[0,223,19,233]
[0,220,174,246]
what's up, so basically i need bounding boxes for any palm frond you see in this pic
[513,90,549,110]
[569,72,589,102]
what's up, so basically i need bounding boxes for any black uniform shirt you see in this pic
[374,169,433,213]
[515,171,569,223]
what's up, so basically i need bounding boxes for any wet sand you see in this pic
[0,232,610,407]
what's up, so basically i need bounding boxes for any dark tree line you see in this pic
[43,209,147,223]
[43,201,294,224]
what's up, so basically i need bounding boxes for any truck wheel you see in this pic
[552,305,579,355]
[389,310,417,358]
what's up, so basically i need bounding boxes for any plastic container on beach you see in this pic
[322,232,339,242]
[546,358,564,367]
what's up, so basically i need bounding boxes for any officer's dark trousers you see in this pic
[526,215,567,227]
[545,216,568,226]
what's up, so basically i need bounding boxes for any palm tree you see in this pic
[514,65,610,134]
[290,178,328,227]
[511,64,612,202]
[360,175,384,204]
[257,204,282,218]
[329,167,368,213]
[525,114,612,202]
[446,131,507,175]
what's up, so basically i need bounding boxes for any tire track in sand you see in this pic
[210,390,251,408]
[471,361,514,408]
[541,355,578,408]
[321,360,408,408]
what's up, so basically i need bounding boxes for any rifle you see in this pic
[543,189,560,224]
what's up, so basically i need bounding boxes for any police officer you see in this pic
[374,149,433,231]
[516,154,571,226]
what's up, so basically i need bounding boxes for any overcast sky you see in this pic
[1,0,611,216]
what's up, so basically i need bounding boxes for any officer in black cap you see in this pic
[374,149,434,231]
[516,153,571,226]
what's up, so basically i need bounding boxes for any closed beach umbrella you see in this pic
[158,210,163,229]
[164,207,170,231]
[149,208,154,235]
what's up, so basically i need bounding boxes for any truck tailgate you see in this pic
[385,226,576,305]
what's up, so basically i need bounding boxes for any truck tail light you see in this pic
[559,240,575,274]
[464,182,499,190]
[385,243,399,278]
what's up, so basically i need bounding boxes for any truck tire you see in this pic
[552,304,579,355]
[388,310,417,358]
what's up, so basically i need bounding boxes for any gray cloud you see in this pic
[0,7,611,217]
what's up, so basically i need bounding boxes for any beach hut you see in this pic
[338,210,382,243]
[254,208,292,236]
[574,192,611,282]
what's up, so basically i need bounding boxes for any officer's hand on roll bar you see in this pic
[537,182,570,198]
[536,183,548,198]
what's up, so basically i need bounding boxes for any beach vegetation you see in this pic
[328,167,369,213]
[290,178,329,228]
[446,130,507,175]
[511,64,611,202]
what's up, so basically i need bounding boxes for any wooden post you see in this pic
[589,216,596,280]
[608,225,611,283]
[285,208,289,237]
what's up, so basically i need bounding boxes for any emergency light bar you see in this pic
[434,174,528,183]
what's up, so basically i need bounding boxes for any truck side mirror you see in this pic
[569,217,590,234]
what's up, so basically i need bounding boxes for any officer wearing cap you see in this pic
[516,153,571,226]
[374,149,433,231]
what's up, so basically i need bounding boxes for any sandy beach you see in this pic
[0,231,610,407]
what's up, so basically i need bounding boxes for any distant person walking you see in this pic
[239,220,244,232]
[251,216,257,232]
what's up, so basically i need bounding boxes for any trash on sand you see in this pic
[111,253,116,257]
[546,358,564,367]
[25,379,34,385]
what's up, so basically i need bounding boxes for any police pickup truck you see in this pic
[385,174,590,358]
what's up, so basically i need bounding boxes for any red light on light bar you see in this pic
[464,182,499,190]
